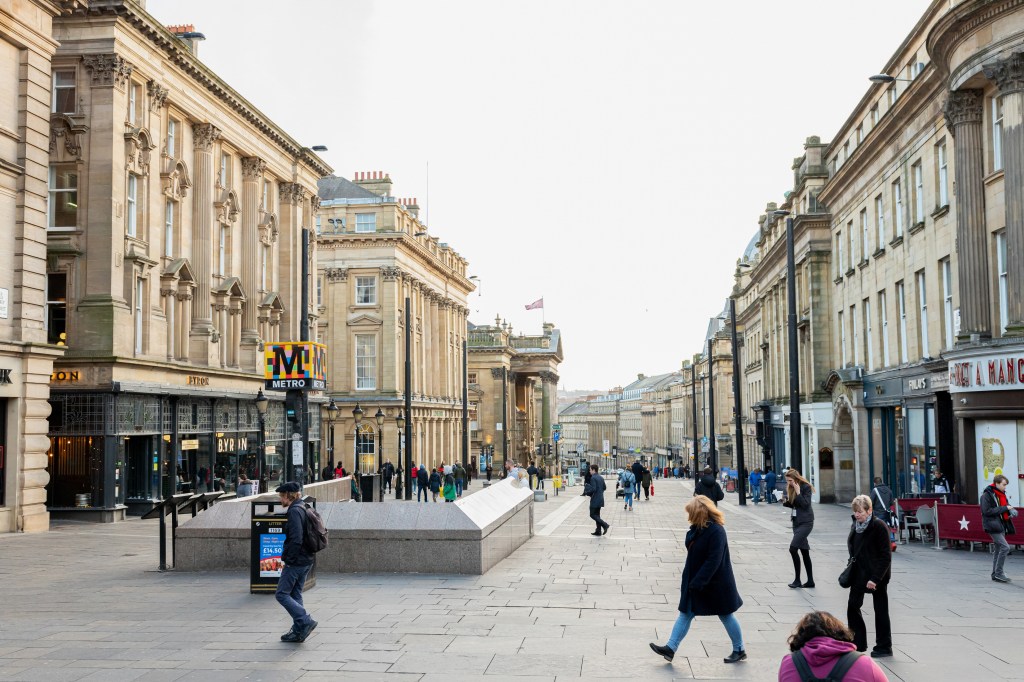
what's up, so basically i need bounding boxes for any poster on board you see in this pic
[976,420,1019,504]
[258,532,285,577]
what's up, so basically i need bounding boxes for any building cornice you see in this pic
[318,233,475,294]
[928,0,1024,79]
[59,0,331,178]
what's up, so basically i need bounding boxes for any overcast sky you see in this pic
[150,0,932,390]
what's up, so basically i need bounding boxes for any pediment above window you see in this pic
[259,212,278,244]
[347,313,383,327]
[161,158,192,201]
[124,125,156,175]
[215,189,240,225]
[49,114,88,162]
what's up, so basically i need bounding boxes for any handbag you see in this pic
[838,557,856,589]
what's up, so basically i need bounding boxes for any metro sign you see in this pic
[264,342,327,391]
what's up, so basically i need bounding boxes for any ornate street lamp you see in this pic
[375,407,385,500]
[324,398,339,472]
[255,389,269,493]
[395,410,405,500]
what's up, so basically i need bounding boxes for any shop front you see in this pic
[949,348,1024,505]
[47,388,321,520]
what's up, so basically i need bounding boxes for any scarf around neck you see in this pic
[854,517,871,534]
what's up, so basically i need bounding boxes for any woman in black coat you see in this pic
[783,468,815,588]
[649,495,746,665]
[845,494,892,657]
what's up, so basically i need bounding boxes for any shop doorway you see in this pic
[833,403,856,502]
[125,436,156,502]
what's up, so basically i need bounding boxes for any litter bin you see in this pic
[359,473,380,503]
[250,495,317,594]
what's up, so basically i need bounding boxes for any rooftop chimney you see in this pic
[353,170,393,198]
[402,197,420,220]
[168,24,205,56]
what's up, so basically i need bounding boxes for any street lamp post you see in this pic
[730,297,747,506]
[352,403,363,477]
[395,410,405,500]
[691,364,698,473]
[774,209,802,472]
[375,407,385,499]
[324,398,339,472]
[707,337,717,472]
[255,389,269,493]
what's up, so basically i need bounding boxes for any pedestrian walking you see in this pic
[844,495,892,658]
[932,469,951,494]
[631,459,644,498]
[981,474,1019,583]
[619,468,635,511]
[765,468,778,503]
[321,464,335,481]
[584,464,609,535]
[454,462,466,497]
[429,467,442,502]
[485,464,493,481]
[527,461,539,490]
[382,459,395,493]
[416,463,429,503]
[649,495,746,665]
[694,466,724,506]
[642,466,652,500]
[870,477,896,548]
[274,482,317,643]
[783,468,815,588]
[749,469,762,504]
[236,474,255,497]
[442,469,456,503]
[778,611,889,682]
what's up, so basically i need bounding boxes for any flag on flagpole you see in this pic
[525,298,544,311]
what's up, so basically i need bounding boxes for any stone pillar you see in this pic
[163,287,175,361]
[240,157,266,346]
[985,55,1024,334]
[190,123,220,331]
[944,89,991,340]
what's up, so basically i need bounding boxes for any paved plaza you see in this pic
[1,478,1022,681]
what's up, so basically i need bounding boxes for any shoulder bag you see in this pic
[790,649,862,682]
[838,531,865,589]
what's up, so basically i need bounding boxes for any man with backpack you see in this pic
[275,482,319,643]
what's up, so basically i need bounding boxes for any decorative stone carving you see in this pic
[215,189,240,224]
[311,195,321,214]
[83,53,133,89]
[147,80,169,109]
[380,266,402,281]
[279,182,306,205]
[491,367,505,379]
[325,267,348,282]
[241,156,267,180]
[984,52,1024,96]
[192,122,221,151]
[49,114,87,161]
[162,158,192,200]
[943,88,984,132]
[539,371,560,384]
[124,126,156,175]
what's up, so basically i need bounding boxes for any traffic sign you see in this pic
[553,424,562,431]
[553,432,561,442]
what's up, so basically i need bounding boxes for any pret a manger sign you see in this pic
[264,342,327,391]
[949,352,1024,393]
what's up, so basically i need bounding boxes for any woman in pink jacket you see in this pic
[779,611,889,681]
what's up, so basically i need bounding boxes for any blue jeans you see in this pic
[456,480,463,496]
[624,492,633,508]
[666,610,743,652]
[417,483,427,502]
[276,563,313,631]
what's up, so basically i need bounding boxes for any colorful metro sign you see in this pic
[264,342,327,391]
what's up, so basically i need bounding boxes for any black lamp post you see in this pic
[395,410,405,500]
[352,403,363,476]
[774,209,802,472]
[375,407,385,492]
[324,398,339,471]
[255,389,269,493]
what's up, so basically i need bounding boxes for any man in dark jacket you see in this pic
[275,482,317,643]
[583,464,609,536]
[764,469,778,503]
[694,467,724,506]
[870,477,896,545]
[982,474,1019,582]
[416,463,429,503]
[527,461,539,490]
[382,459,395,493]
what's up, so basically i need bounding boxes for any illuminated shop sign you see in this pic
[264,342,327,391]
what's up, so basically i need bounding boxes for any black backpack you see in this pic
[790,650,861,682]
[300,503,329,554]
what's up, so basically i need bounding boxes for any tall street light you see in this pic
[375,406,386,498]
[352,403,363,477]
[730,297,747,506]
[255,389,269,493]
[395,410,405,500]
[707,337,717,472]
[690,363,698,473]
[324,398,339,471]
[774,209,803,472]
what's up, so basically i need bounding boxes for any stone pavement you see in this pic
[1,477,1023,681]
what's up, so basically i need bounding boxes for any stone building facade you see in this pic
[316,173,472,477]
[468,319,563,474]
[0,0,69,532]
[44,4,329,520]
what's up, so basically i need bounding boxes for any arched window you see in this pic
[356,423,376,474]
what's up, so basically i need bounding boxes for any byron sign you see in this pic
[264,342,327,391]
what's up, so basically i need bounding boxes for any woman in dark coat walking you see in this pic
[783,468,815,588]
[845,495,892,657]
[649,495,746,664]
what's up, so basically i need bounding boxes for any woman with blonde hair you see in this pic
[649,495,746,665]
[845,495,892,658]
[783,468,815,588]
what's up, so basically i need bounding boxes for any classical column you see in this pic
[240,157,266,343]
[230,303,242,366]
[985,55,1024,334]
[162,287,175,361]
[191,123,219,332]
[177,289,192,359]
[944,89,991,339]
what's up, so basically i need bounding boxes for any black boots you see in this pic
[800,548,814,587]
